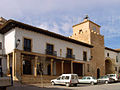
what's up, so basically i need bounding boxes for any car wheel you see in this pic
[66,83,70,87]
[105,80,108,84]
[51,81,55,85]
[91,82,94,85]
[74,84,77,87]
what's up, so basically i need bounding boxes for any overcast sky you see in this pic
[0,0,120,49]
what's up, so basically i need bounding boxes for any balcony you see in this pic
[45,49,57,56]
[66,54,75,59]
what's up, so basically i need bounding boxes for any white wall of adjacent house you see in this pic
[14,27,91,61]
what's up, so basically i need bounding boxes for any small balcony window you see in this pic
[46,43,57,56]
[66,48,75,59]
[24,38,32,52]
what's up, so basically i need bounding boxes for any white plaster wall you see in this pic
[4,29,15,54]
[15,27,91,61]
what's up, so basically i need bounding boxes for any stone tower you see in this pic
[70,16,105,78]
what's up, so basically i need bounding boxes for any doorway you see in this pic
[47,64,51,75]
[97,68,100,79]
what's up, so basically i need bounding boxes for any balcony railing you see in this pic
[66,54,75,59]
[45,49,57,56]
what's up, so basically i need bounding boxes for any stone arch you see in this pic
[105,59,113,74]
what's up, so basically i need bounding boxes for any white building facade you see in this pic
[0,19,93,82]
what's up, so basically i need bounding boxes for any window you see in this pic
[61,76,65,80]
[83,51,87,61]
[65,76,69,80]
[79,29,83,34]
[46,44,53,51]
[60,49,62,57]
[87,77,91,80]
[116,56,118,63]
[87,64,90,72]
[0,42,2,49]
[46,43,54,54]
[0,58,1,66]
[57,77,61,80]
[67,48,72,55]
[24,38,31,52]
[107,53,109,57]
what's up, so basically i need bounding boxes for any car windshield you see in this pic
[93,77,96,79]
[82,77,86,79]
[57,77,61,80]
[99,76,108,79]
[87,77,91,80]
[109,75,115,77]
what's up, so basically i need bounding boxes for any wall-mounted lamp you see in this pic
[16,39,20,48]
[89,56,93,60]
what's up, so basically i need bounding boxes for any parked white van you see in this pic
[107,74,118,82]
[51,74,79,87]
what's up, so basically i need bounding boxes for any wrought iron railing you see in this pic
[66,54,75,59]
[45,49,57,56]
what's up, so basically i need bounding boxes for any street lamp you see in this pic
[16,39,20,48]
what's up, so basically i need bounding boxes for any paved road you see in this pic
[7,83,120,90]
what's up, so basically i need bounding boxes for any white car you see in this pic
[107,74,118,82]
[51,74,79,87]
[97,76,114,84]
[78,76,97,85]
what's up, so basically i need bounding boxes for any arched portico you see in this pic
[105,59,114,74]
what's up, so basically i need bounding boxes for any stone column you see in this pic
[7,54,10,75]
[61,61,64,74]
[14,50,21,81]
[71,61,73,74]
[83,64,85,76]
[12,51,15,78]
[21,55,24,76]
[34,56,38,77]
[51,59,53,76]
